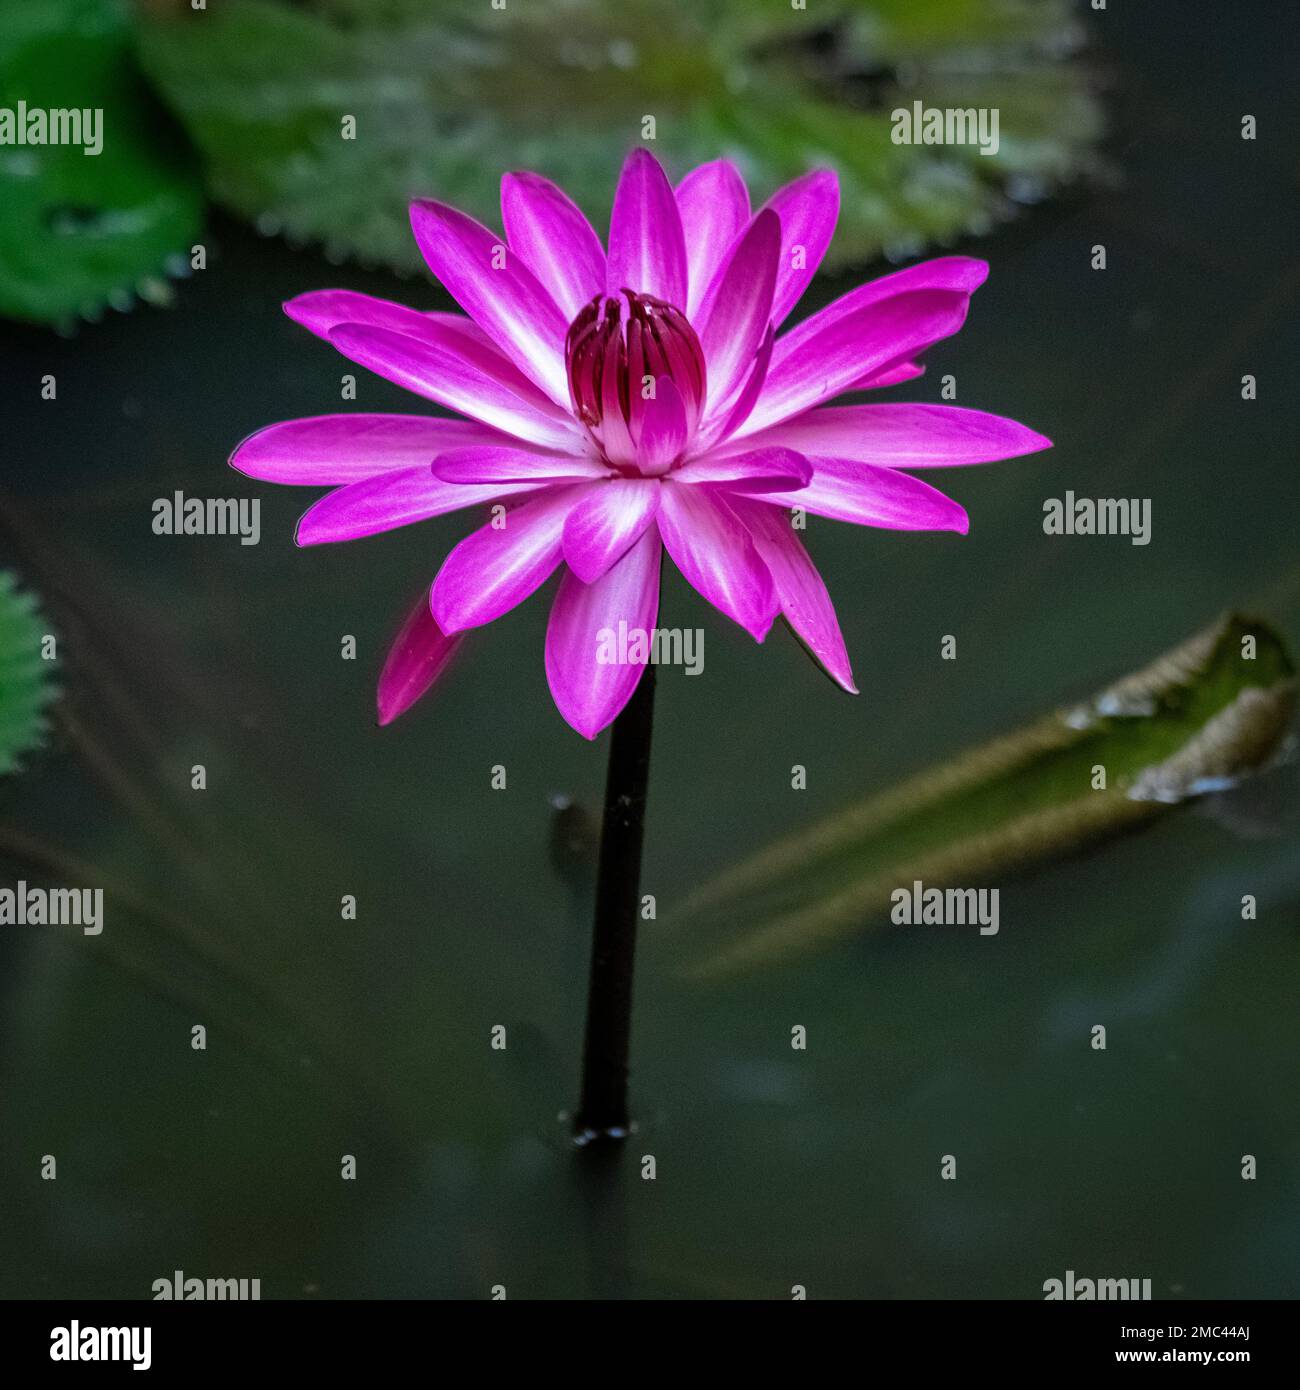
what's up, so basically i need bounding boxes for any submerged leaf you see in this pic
[0,571,57,773]
[672,614,1296,978]
[0,0,204,326]
[136,0,1101,276]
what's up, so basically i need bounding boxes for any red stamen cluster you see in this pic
[564,290,706,468]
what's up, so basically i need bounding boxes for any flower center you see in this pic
[564,289,707,470]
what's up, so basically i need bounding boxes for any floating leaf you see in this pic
[0,571,56,773]
[136,0,1101,276]
[671,614,1296,979]
[0,0,204,326]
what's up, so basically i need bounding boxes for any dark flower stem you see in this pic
[572,664,656,1146]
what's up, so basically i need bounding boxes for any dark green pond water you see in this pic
[1,3,1297,1298]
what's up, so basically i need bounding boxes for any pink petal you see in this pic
[737,288,973,438]
[231,414,508,485]
[761,169,840,328]
[696,322,773,451]
[545,526,662,740]
[327,323,578,449]
[409,198,571,404]
[606,149,688,308]
[287,290,572,440]
[296,467,545,546]
[635,376,689,475]
[657,481,777,639]
[376,590,464,726]
[285,289,492,353]
[768,255,987,384]
[501,171,607,321]
[430,485,587,632]
[737,404,1053,468]
[695,208,781,415]
[726,496,857,694]
[431,445,607,484]
[675,160,751,317]
[853,358,926,391]
[672,446,812,493]
[757,456,969,532]
[562,477,662,583]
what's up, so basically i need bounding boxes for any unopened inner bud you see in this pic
[564,289,706,469]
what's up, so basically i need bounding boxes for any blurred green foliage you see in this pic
[0,0,1100,323]
[0,0,203,326]
[0,571,55,773]
[136,0,1100,276]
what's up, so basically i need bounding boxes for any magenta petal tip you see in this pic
[227,427,264,477]
[946,255,990,288]
[376,591,463,726]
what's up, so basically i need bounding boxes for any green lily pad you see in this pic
[136,0,1101,276]
[670,614,1297,978]
[0,0,204,327]
[0,571,56,774]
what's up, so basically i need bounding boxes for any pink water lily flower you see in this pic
[232,150,1050,737]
